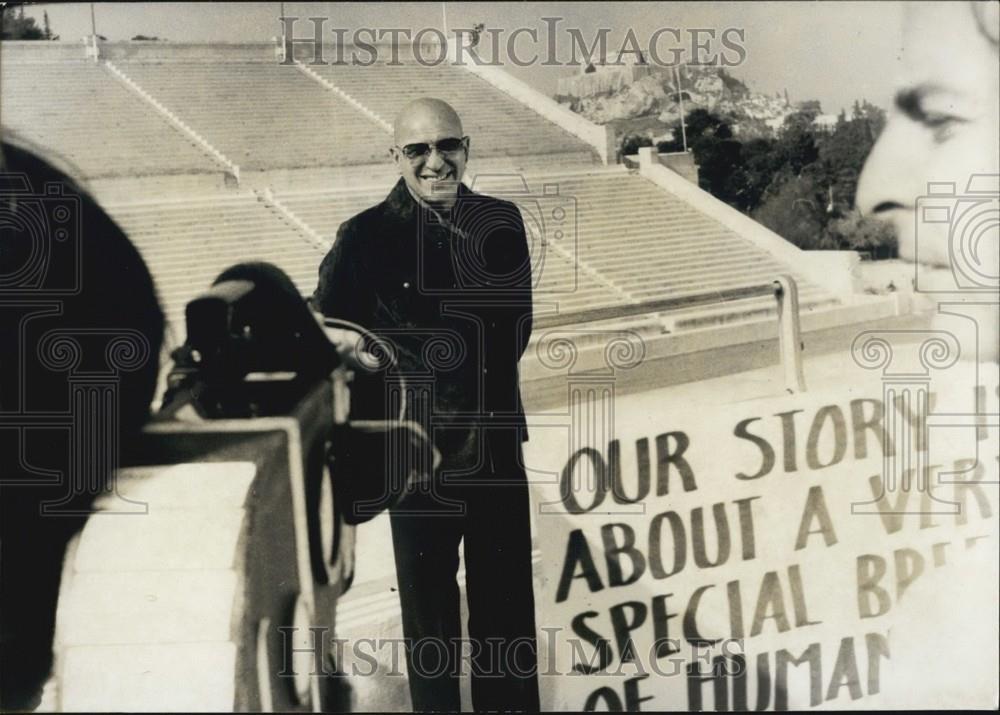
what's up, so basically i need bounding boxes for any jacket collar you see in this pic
[383,177,475,226]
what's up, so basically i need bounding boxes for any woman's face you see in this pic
[856,2,999,362]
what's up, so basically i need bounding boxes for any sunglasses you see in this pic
[396,136,468,161]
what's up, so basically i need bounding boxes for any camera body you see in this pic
[914,174,999,292]
[53,263,420,711]
[52,375,356,711]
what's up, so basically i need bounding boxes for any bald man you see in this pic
[314,99,539,711]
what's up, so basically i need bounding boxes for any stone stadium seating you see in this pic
[548,171,840,328]
[0,60,218,178]
[273,180,630,317]
[274,168,838,331]
[313,61,599,164]
[3,41,848,339]
[104,192,326,341]
[114,61,394,170]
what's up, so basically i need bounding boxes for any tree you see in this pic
[1,6,46,40]
[728,137,780,213]
[752,175,839,250]
[657,109,749,204]
[827,210,897,258]
[652,100,894,257]
[620,132,652,156]
[809,101,887,217]
[774,109,820,176]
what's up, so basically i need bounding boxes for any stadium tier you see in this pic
[312,61,599,164]
[109,164,833,342]
[3,41,851,338]
[113,61,392,170]
[0,60,219,177]
[103,192,327,341]
[272,181,629,317]
[275,168,839,330]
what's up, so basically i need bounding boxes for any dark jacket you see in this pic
[314,178,533,472]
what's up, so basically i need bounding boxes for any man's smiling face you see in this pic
[391,99,468,207]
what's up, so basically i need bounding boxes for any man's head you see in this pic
[391,98,469,208]
[856,1,999,361]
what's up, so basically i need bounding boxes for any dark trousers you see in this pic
[389,465,539,712]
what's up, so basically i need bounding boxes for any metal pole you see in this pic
[674,65,688,153]
[90,2,96,37]
[773,275,807,393]
[279,1,286,60]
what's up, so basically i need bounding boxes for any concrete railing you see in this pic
[291,61,394,134]
[625,150,698,183]
[635,147,857,299]
[103,59,241,184]
[447,44,616,165]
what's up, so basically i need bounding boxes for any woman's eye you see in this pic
[896,89,969,141]
[922,113,956,128]
[924,113,967,142]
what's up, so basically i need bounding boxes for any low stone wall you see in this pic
[100,41,275,62]
[0,40,280,64]
[657,151,698,183]
[89,171,233,205]
[0,40,90,63]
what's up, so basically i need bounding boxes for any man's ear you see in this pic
[389,146,402,169]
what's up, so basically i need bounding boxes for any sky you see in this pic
[20,2,906,115]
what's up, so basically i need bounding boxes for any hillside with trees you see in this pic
[623,101,895,257]
[560,60,894,257]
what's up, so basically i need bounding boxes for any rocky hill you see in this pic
[555,64,797,143]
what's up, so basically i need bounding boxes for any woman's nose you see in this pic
[856,120,921,216]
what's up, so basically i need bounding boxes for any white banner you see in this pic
[525,363,999,710]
